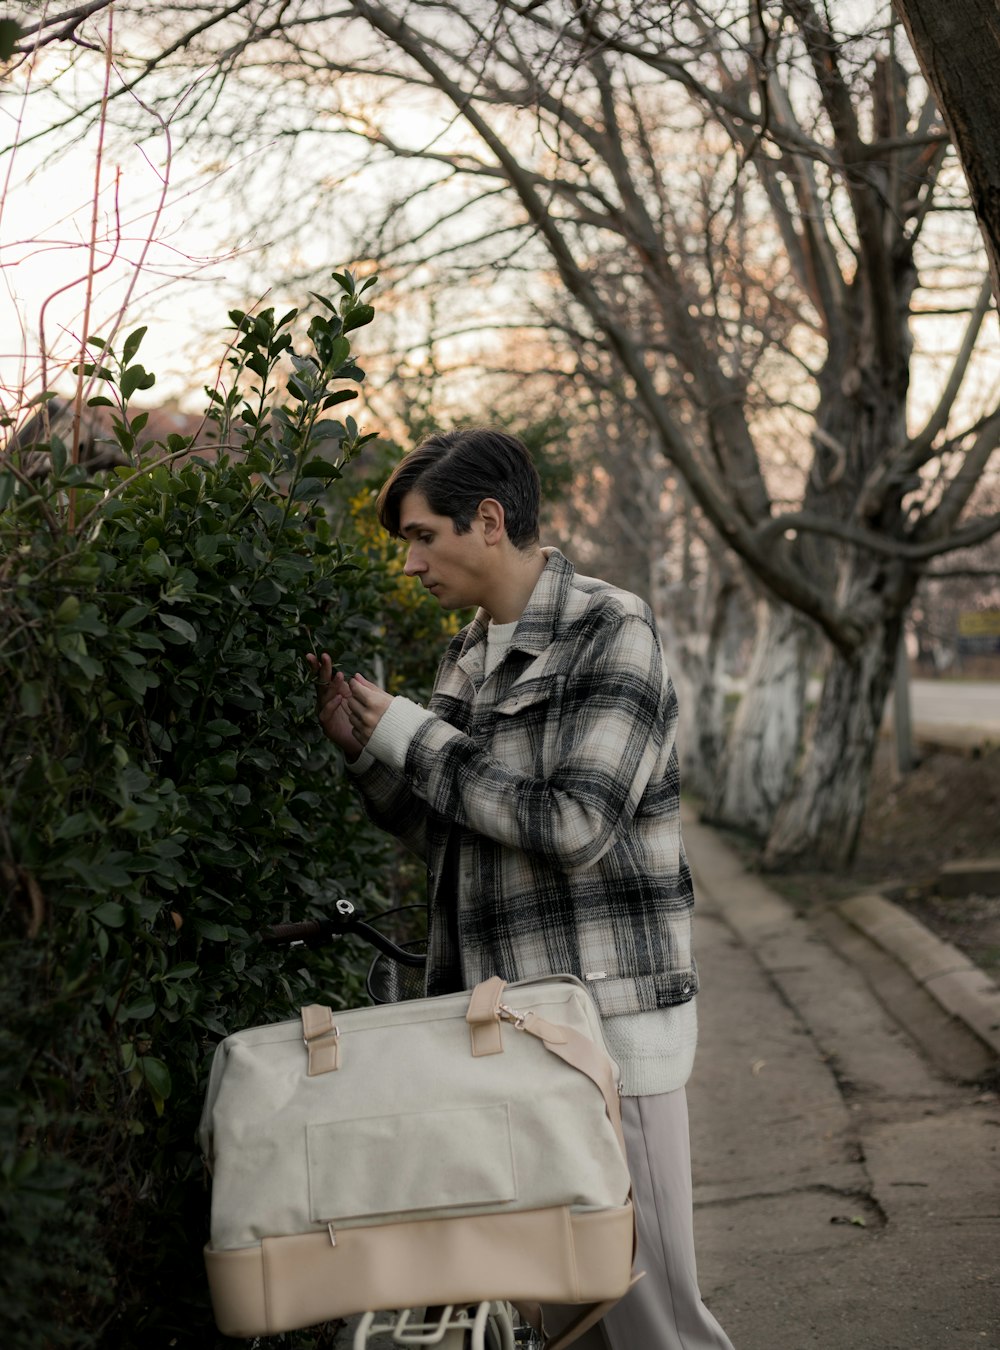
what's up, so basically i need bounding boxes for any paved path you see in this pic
[335,811,1000,1350]
[685,814,1000,1350]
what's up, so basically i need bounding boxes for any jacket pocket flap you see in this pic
[494,676,562,716]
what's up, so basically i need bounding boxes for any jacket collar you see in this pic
[456,548,574,675]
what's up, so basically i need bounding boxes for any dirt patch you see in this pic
[851,740,1000,979]
[853,740,1000,885]
[757,739,1000,980]
[710,739,1000,980]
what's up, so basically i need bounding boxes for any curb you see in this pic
[837,891,1000,1058]
[682,806,1000,1066]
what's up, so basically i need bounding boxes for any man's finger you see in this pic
[348,678,379,706]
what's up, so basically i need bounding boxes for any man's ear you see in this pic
[477,498,506,545]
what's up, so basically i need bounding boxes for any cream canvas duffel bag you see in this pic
[199,973,635,1341]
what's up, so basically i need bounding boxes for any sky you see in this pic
[3,7,999,446]
[1,74,276,411]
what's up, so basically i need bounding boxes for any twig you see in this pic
[69,2,115,528]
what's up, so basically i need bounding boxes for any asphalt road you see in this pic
[901,678,1000,734]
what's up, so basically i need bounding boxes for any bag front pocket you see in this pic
[307,1102,517,1223]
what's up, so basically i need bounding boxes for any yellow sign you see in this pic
[958,610,1000,638]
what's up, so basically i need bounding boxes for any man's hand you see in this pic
[306,652,362,760]
[343,672,393,746]
[306,654,392,759]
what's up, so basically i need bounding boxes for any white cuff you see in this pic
[366,696,435,772]
[345,747,376,775]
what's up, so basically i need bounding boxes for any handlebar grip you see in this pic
[260,912,425,967]
[261,919,333,946]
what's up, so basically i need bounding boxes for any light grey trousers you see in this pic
[545,1089,735,1350]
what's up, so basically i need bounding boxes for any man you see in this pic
[308,427,734,1350]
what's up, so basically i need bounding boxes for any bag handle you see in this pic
[465,975,507,1056]
[465,977,626,1155]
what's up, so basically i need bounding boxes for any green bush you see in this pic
[0,274,434,1347]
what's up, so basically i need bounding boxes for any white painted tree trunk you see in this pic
[707,598,812,838]
[762,580,910,870]
[657,566,745,801]
[667,635,727,802]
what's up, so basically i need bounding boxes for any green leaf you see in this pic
[18,681,44,717]
[301,457,343,478]
[159,613,197,642]
[328,336,351,368]
[122,326,147,367]
[92,902,126,928]
[121,995,156,1021]
[120,364,156,400]
[249,577,283,605]
[54,813,97,841]
[164,962,199,980]
[194,919,228,942]
[112,803,162,832]
[320,390,357,411]
[117,603,152,629]
[139,1056,171,1100]
[342,304,375,333]
[291,477,328,500]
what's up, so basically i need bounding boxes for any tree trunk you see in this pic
[657,559,744,802]
[762,564,918,870]
[706,598,813,838]
[893,0,1000,313]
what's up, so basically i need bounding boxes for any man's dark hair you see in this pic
[376,428,541,549]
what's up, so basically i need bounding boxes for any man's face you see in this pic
[399,489,488,611]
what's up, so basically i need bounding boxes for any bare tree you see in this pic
[11,1,1000,868]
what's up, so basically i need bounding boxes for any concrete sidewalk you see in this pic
[684,813,1000,1350]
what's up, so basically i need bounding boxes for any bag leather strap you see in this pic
[465,974,507,1056]
[301,1005,341,1076]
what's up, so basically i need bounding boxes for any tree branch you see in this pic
[756,505,1000,561]
[345,0,867,654]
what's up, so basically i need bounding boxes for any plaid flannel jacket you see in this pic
[353,549,698,1017]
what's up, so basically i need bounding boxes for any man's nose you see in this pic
[403,546,424,576]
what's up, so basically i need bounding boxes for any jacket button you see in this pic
[681,981,692,995]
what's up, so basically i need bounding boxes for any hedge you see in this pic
[0,273,444,1348]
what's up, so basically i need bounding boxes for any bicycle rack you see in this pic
[353,1301,515,1349]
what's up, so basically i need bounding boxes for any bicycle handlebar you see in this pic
[261,908,425,967]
